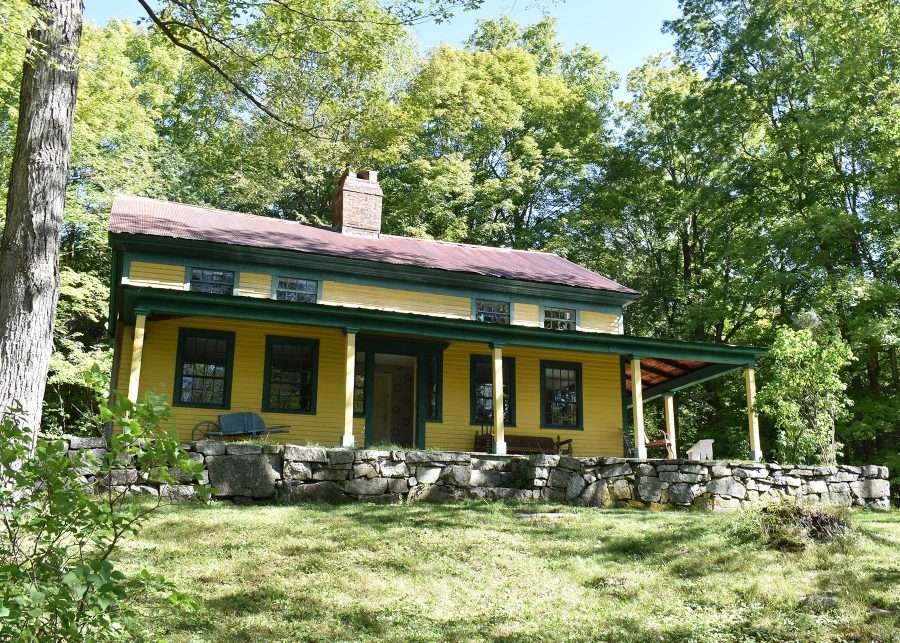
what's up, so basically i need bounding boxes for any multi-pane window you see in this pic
[544,307,577,331]
[262,336,318,413]
[470,355,515,426]
[541,361,582,428]
[475,300,510,324]
[275,277,317,303]
[353,351,366,416]
[190,268,235,295]
[423,353,442,421]
[175,329,234,408]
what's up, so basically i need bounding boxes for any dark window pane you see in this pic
[276,277,317,303]
[190,269,234,295]
[353,351,366,415]
[544,307,576,331]
[423,353,441,421]
[475,300,510,324]
[470,356,514,425]
[177,329,232,407]
[542,362,580,427]
[264,337,317,413]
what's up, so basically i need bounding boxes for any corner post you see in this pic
[127,313,147,403]
[745,366,762,461]
[631,357,647,458]
[342,329,357,448]
[663,394,677,458]
[491,343,506,455]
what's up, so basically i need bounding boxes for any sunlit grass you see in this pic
[117,502,900,642]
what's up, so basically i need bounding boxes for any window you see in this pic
[190,268,234,295]
[541,361,582,429]
[475,300,510,324]
[276,276,317,303]
[262,336,318,413]
[422,353,443,421]
[353,351,366,416]
[174,329,235,408]
[544,307,576,331]
[470,355,515,426]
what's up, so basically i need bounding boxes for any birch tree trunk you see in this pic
[0,0,83,451]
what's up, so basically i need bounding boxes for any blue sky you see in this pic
[83,0,679,81]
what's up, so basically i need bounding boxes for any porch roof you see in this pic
[118,286,765,400]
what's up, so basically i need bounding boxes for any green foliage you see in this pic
[0,394,206,641]
[732,500,851,552]
[757,328,853,464]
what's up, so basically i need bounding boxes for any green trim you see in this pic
[353,350,366,418]
[261,335,319,414]
[111,233,638,308]
[540,360,584,430]
[628,363,741,406]
[118,286,766,364]
[173,327,235,410]
[363,350,376,444]
[619,355,632,456]
[422,351,443,423]
[469,355,516,427]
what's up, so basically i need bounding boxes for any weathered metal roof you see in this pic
[109,195,638,296]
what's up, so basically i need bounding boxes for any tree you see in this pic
[757,327,853,465]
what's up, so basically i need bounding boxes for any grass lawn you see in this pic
[117,502,900,642]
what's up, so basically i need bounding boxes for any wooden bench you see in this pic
[474,428,573,456]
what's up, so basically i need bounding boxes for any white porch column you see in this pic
[663,394,677,458]
[745,366,762,461]
[491,343,506,455]
[127,313,147,403]
[631,357,647,459]
[342,329,357,448]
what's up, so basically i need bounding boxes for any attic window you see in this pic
[275,277,317,303]
[544,307,576,331]
[190,268,235,296]
[475,300,510,324]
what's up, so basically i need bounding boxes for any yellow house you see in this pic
[109,170,765,458]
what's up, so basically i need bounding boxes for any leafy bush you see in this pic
[733,500,851,552]
[0,394,207,641]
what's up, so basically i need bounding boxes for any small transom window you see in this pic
[190,268,234,295]
[475,300,511,324]
[544,307,576,331]
[276,277,317,303]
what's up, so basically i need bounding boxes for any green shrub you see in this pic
[0,394,207,641]
[733,500,851,552]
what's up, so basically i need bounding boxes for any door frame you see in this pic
[357,335,447,449]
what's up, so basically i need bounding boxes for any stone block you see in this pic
[194,440,226,456]
[656,464,679,472]
[283,461,312,482]
[225,443,262,455]
[826,483,852,506]
[773,475,801,488]
[541,487,566,502]
[159,484,196,501]
[353,463,378,479]
[838,464,861,474]
[547,468,572,489]
[68,435,106,450]
[733,467,766,479]
[440,465,471,487]
[379,461,409,478]
[409,484,464,503]
[806,480,828,494]
[345,477,389,496]
[659,471,702,484]
[529,454,560,467]
[281,481,345,503]
[312,468,349,482]
[861,465,888,479]
[580,481,612,507]
[388,478,409,494]
[207,454,280,498]
[850,479,890,499]
[104,468,141,486]
[637,477,664,502]
[566,475,587,500]
[711,465,732,478]
[636,463,656,477]
[473,458,510,471]
[406,451,468,463]
[391,450,407,461]
[706,478,747,499]
[326,448,355,465]
[712,496,741,511]
[668,483,695,505]
[470,487,535,502]
[354,449,390,462]
[470,469,505,487]
[283,445,327,462]
[416,466,442,484]
[532,467,550,480]
[600,462,632,478]
[558,456,582,471]
[611,479,633,500]
[679,464,707,475]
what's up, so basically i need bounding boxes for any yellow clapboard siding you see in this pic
[321,281,470,319]
[425,341,624,456]
[512,303,540,327]
[127,261,185,290]
[238,272,272,298]
[580,310,622,334]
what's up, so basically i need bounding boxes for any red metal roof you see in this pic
[109,195,637,296]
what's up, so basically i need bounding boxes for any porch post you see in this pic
[342,329,357,448]
[491,343,506,455]
[631,357,647,458]
[745,366,762,461]
[127,313,146,403]
[663,394,677,458]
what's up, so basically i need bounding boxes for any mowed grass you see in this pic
[116,502,900,643]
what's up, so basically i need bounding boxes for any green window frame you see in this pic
[353,351,366,417]
[422,351,443,422]
[474,299,510,324]
[469,355,515,426]
[261,336,319,414]
[540,360,583,430]
[173,328,235,409]
[189,268,235,295]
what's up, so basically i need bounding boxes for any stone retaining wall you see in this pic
[63,437,892,510]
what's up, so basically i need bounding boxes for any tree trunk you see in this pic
[0,0,83,451]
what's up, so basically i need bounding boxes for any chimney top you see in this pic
[332,169,383,238]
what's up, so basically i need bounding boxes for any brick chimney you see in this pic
[332,169,383,238]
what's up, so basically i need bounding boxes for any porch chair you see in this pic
[191,412,290,441]
[645,429,675,458]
